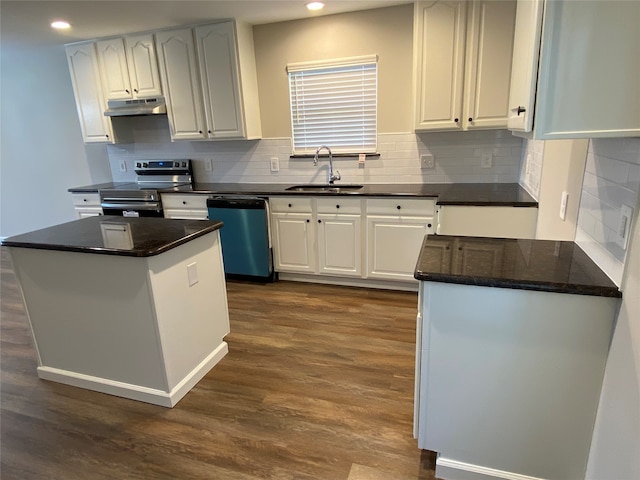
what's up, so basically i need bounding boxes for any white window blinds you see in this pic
[287,56,378,154]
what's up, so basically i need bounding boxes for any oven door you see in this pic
[101,201,164,218]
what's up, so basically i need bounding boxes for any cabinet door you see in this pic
[195,22,245,139]
[96,38,133,100]
[507,0,544,132]
[367,216,434,281]
[272,213,316,273]
[125,34,163,98]
[414,1,467,131]
[463,0,516,130]
[65,42,113,143]
[155,28,208,141]
[317,214,362,277]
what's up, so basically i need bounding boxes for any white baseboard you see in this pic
[37,341,229,408]
[436,457,546,480]
[277,272,419,292]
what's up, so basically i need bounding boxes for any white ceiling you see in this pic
[0,0,410,49]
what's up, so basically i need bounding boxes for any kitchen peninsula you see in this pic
[413,235,621,480]
[3,216,229,407]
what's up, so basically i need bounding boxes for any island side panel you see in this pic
[147,231,230,396]
[8,247,168,392]
[418,281,618,480]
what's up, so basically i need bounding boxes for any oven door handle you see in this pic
[101,202,161,210]
[100,196,157,202]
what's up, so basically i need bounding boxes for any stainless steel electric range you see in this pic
[100,160,193,217]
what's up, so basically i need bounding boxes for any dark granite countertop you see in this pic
[69,182,537,207]
[414,235,621,298]
[2,217,223,257]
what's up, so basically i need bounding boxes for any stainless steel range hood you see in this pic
[104,97,166,117]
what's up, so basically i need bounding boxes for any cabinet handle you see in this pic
[517,106,526,116]
[468,117,473,122]
[396,205,401,210]
[454,118,459,123]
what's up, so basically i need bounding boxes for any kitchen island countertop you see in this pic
[2,216,223,257]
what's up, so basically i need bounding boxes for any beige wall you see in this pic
[252,4,414,138]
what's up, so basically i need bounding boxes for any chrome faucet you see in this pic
[313,145,341,184]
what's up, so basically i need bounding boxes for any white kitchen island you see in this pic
[4,216,230,407]
[413,235,621,480]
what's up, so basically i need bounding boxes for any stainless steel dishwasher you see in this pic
[206,196,274,281]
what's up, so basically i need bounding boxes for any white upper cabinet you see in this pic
[414,0,516,132]
[65,42,114,143]
[96,34,162,100]
[508,0,640,139]
[156,21,262,141]
[155,28,208,141]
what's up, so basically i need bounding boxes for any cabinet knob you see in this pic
[125,89,130,94]
[199,131,203,134]
[106,134,109,138]
[208,130,212,134]
[306,219,310,223]
[336,204,340,209]
[427,223,432,228]
[134,88,138,93]
[468,117,473,122]
[288,203,292,208]
[318,219,322,223]
[182,201,187,205]
[396,205,401,210]
[454,118,459,123]
[517,106,526,116]
[83,198,87,202]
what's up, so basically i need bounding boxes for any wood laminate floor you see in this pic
[0,247,436,479]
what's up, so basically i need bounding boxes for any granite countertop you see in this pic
[2,217,223,257]
[414,235,621,298]
[69,182,538,207]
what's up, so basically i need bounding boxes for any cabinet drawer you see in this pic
[161,194,208,209]
[269,197,313,213]
[367,198,436,216]
[71,193,101,206]
[316,198,362,215]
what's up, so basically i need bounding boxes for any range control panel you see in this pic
[134,160,190,171]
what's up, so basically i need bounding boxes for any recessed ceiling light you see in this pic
[51,20,71,30]
[306,2,325,11]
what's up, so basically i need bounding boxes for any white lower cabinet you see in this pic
[71,193,103,218]
[161,194,208,220]
[270,196,436,286]
[270,197,316,273]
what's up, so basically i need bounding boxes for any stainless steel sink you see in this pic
[285,184,364,193]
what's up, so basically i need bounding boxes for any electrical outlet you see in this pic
[481,153,493,168]
[420,154,435,169]
[616,204,634,250]
[559,191,569,220]
[270,157,279,172]
[204,158,212,171]
[119,160,127,173]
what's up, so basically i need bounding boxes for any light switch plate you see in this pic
[559,191,569,220]
[420,154,435,169]
[204,158,212,171]
[270,157,279,172]
[187,262,198,286]
[119,160,127,173]
[616,204,634,250]
[481,153,493,168]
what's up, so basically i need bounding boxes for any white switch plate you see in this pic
[420,154,435,169]
[204,158,212,171]
[616,204,634,250]
[270,157,279,172]
[187,262,198,286]
[119,160,127,173]
[559,191,569,220]
[481,153,493,168]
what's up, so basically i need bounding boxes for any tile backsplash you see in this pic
[107,116,523,184]
[576,137,640,284]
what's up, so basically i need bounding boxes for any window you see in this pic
[287,55,378,154]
